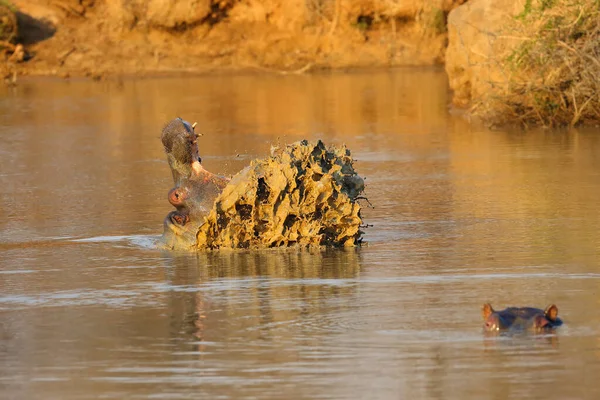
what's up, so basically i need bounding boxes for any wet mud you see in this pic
[196,140,365,250]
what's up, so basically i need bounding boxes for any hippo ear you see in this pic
[482,303,494,320]
[545,304,558,321]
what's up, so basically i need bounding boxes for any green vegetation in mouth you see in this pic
[477,0,600,128]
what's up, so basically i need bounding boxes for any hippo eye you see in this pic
[485,321,499,331]
[182,120,193,133]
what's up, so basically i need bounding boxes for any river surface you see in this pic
[1,68,600,400]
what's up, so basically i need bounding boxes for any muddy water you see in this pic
[1,69,600,400]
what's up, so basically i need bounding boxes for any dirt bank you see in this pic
[445,0,600,127]
[1,0,464,80]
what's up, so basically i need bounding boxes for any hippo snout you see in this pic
[162,210,198,251]
[484,318,499,332]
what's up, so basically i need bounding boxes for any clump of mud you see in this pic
[196,140,365,250]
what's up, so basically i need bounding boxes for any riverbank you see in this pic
[2,0,599,128]
[1,0,461,80]
[445,0,600,127]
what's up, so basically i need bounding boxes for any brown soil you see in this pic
[1,0,464,80]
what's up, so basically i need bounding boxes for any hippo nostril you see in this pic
[168,188,187,207]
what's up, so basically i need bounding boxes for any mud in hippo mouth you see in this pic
[159,117,366,251]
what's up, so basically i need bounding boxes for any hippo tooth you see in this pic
[191,160,203,175]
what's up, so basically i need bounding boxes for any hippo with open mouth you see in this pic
[482,303,563,333]
[160,118,230,249]
[159,118,365,251]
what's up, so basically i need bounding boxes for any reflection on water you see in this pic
[1,68,600,399]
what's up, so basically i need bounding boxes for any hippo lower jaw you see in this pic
[162,211,198,250]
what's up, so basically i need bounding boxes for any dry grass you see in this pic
[474,0,600,128]
[0,1,17,43]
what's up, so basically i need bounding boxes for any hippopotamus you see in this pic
[482,303,563,332]
[160,118,230,249]
[159,117,365,251]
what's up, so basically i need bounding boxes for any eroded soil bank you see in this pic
[445,0,600,127]
[1,0,464,79]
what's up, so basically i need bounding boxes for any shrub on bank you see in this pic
[473,0,600,127]
[0,1,17,43]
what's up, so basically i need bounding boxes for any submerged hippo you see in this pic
[159,118,365,251]
[482,303,563,332]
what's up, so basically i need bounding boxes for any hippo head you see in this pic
[160,118,230,250]
[482,303,562,332]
